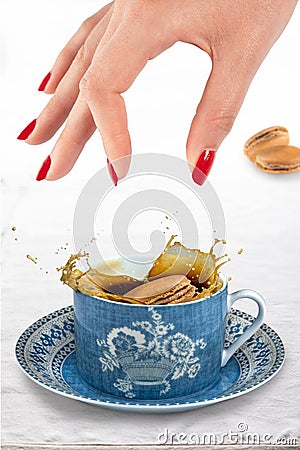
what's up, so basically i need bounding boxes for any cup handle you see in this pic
[221,289,266,367]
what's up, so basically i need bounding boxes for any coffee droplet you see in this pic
[237,248,243,255]
[27,254,37,264]
[12,226,17,231]
[228,276,232,281]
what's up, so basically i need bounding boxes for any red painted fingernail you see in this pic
[192,149,216,185]
[107,158,118,186]
[36,155,51,181]
[17,119,36,140]
[38,72,51,91]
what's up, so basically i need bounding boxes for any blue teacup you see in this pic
[74,273,265,400]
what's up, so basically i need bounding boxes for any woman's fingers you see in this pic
[36,14,127,182]
[41,2,114,94]
[22,9,113,146]
[39,94,96,180]
[80,18,175,181]
[36,4,175,183]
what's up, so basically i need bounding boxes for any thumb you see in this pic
[187,59,254,185]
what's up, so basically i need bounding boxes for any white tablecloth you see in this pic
[2,1,300,448]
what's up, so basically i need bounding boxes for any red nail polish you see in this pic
[38,72,51,91]
[36,155,51,181]
[17,119,36,140]
[192,149,216,185]
[107,158,118,186]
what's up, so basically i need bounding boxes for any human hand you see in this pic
[18,0,297,185]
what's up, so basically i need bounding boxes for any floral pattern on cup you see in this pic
[96,306,207,397]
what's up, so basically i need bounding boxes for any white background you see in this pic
[1,0,300,448]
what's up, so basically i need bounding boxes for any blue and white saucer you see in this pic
[15,305,285,413]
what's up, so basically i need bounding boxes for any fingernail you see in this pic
[17,119,36,140]
[192,149,216,185]
[107,158,118,186]
[38,72,51,91]
[36,155,51,181]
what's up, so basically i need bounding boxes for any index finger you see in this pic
[79,27,150,181]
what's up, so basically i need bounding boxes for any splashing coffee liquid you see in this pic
[59,236,229,305]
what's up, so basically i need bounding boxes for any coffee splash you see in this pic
[59,252,144,304]
[59,236,229,304]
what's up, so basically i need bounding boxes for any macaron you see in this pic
[124,274,196,305]
[255,145,300,174]
[244,126,289,162]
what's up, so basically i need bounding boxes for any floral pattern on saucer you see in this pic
[15,306,285,413]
